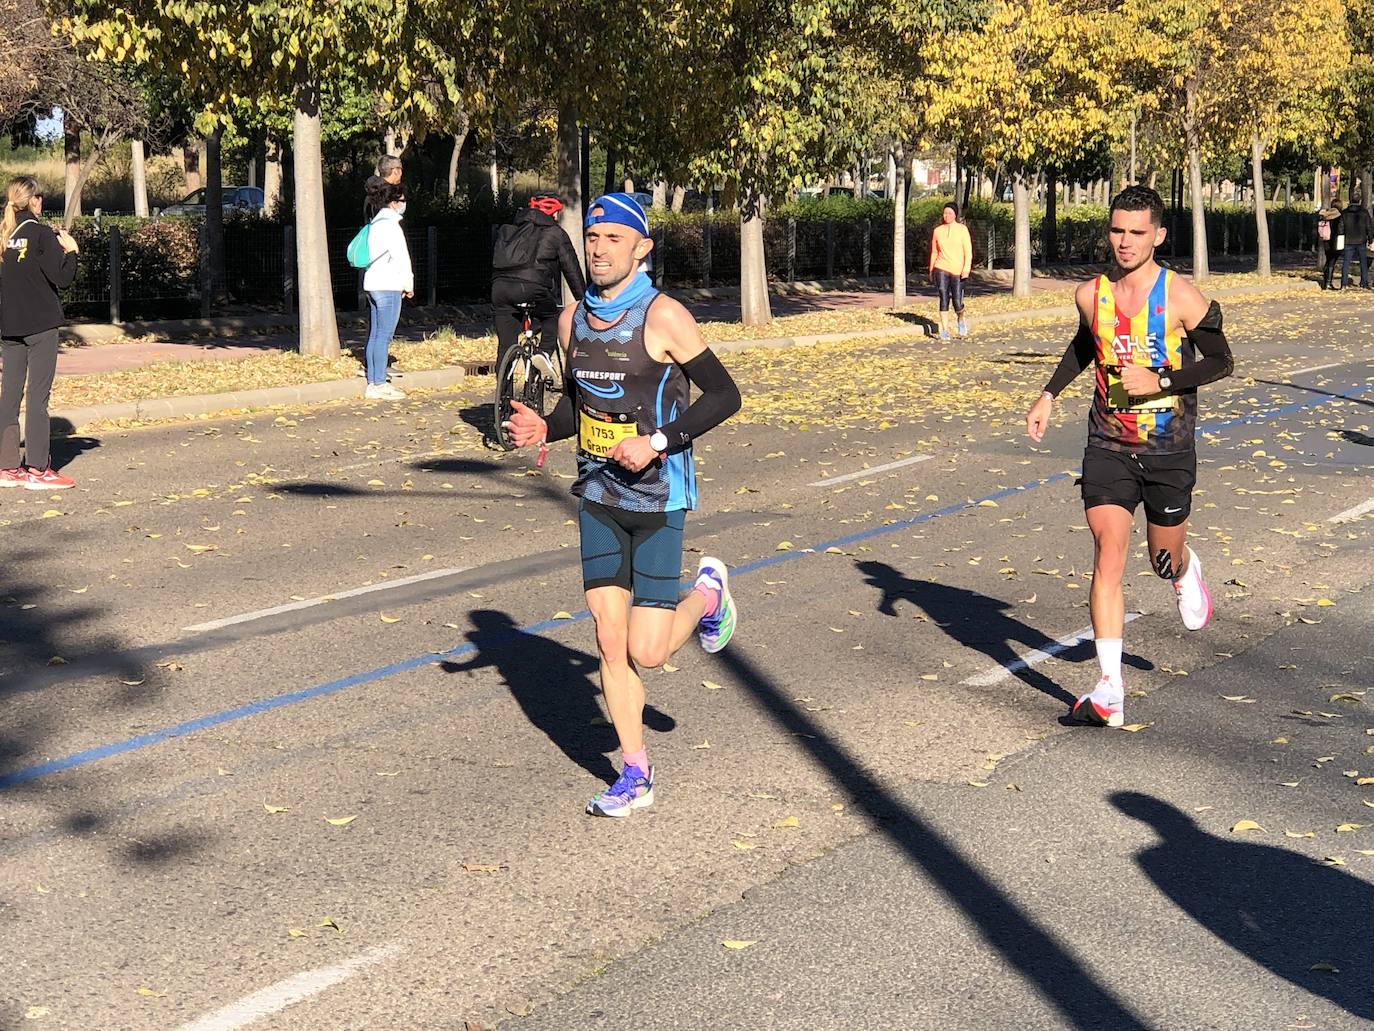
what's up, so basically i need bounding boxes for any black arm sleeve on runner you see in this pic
[556,229,586,300]
[543,391,576,443]
[1164,301,1233,391]
[1043,323,1097,397]
[657,349,742,449]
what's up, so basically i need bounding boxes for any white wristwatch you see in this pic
[1158,373,1173,391]
[649,430,668,453]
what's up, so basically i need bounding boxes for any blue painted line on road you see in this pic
[4,381,1367,791]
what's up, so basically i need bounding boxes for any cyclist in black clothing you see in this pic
[492,195,586,372]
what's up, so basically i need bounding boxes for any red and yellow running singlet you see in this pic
[1089,268,1196,455]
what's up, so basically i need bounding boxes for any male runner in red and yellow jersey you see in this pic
[1025,186,1234,727]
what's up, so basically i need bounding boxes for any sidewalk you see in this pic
[35,261,1332,430]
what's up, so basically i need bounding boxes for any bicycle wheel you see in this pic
[492,345,546,451]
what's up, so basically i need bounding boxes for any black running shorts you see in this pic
[578,499,685,609]
[1080,445,1196,527]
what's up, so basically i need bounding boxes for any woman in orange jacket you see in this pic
[928,202,972,340]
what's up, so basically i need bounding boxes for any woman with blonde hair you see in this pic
[0,175,80,489]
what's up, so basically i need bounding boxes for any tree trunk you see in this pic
[891,143,907,310]
[489,158,500,200]
[384,127,399,157]
[447,118,469,199]
[555,103,583,303]
[603,150,617,196]
[63,147,102,230]
[1043,167,1059,265]
[131,139,149,217]
[293,80,341,358]
[739,191,771,326]
[1251,136,1271,278]
[264,135,283,215]
[63,128,81,221]
[247,156,257,189]
[670,185,686,212]
[1363,168,1373,216]
[204,125,226,305]
[1187,142,1209,282]
[651,181,667,208]
[623,176,635,193]
[1012,172,1032,298]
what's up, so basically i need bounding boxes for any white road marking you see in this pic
[178,943,402,1031]
[183,566,472,632]
[1329,499,1374,524]
[808,454,933,488]
[1289,362,1342,376]
[961,613,1143,688]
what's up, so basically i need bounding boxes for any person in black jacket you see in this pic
[0,175,80,490]
[491,194,586,372]
[1341,193,1371,289]
[363,155,403,222]
[1317,202,1342,290]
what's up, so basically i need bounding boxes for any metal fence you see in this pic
[58,207,1324,324]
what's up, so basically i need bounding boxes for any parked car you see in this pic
[161,186,265,217]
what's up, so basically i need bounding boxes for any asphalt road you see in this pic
[2,290,1372,1030]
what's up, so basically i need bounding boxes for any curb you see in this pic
[49,278,1324,431]
[52,366,466,430]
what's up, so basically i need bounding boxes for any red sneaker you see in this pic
[23,466,75,490]
[0,467,25,488]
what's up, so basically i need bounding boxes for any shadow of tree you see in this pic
[1114,791,1374,1021]
[715,643,1152,1030]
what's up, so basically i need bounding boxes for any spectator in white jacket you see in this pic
[362,182,413,399]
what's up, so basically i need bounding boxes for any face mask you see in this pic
[395,202,407,216]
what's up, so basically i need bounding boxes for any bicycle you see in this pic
[493,301,563,451]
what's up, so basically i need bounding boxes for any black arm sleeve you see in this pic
[1164,301,1233,391]
[657,348,742,449]
[40,230,78,290]
[543,391,576,442]
[1043,322,1097,397]
[556,229,586,300]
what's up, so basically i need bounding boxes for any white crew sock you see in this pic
[1095,637,1124,695]
[1175,546,1204,608]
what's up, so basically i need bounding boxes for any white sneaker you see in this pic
[1070,676,1124,727]
[530,351,557,384]
[1174,546,1212,631]
[364,383,387,399]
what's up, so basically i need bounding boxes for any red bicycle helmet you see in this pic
[529,194,564,217]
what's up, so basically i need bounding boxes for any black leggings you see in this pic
[0,328,60,471]
[934,270,965,313]
[491,281,559,367]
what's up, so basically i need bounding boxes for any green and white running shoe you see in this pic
[695,556,736,654]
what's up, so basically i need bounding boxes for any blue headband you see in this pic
[584,192,650,237]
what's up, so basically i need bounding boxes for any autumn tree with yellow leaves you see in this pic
[918,0,1118,297]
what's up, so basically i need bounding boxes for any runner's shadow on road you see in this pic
[855,561,1151,707]
[438,610,676,786]
[890,311,939,338]
[1114,791,1374,1021]
[1255,378,1374,410]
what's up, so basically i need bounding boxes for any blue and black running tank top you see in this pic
[567,291,697,513]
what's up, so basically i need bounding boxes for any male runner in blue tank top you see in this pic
[505,193,742,817]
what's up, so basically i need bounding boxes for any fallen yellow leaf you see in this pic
[702,680,724,690]
[262,803,290,814]
[135,987,166,998]
[1336,823,1365,833]
[732,840,757,851]
[378,614,401,624]
[1230,820,1265,833]
[773,816,800,829]
[552,611,574,620]
[462,863,504,873]
[1121,723,1152,733]
[325,816,357,827]
[721,940,757,950]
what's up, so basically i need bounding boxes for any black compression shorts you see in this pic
[1081,446,1196,527]
[578,499,685,608]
